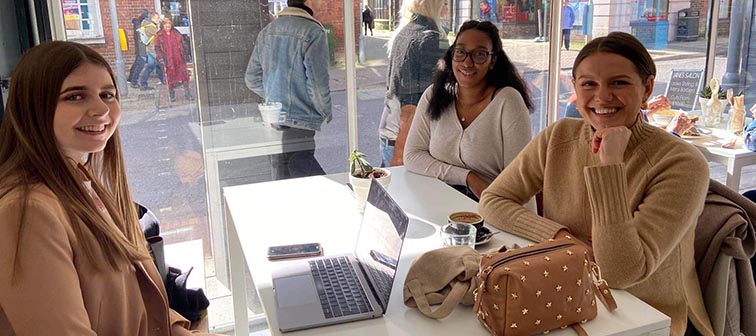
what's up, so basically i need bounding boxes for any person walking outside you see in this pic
[127,9,148,86]
[245,0,332,179]
[378,0,448,167]
[362,5,374,36]
[138,12,163,90]
[156,18,193,102]
[479,1,497,24]
[561,0,575,50]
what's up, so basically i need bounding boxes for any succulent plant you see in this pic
[699,86,727,99]
[348,150,386,178]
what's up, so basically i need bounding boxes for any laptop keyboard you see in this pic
[309,256,373,319]
[367,264,393,299]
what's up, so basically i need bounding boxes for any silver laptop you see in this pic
[272,179,410,332]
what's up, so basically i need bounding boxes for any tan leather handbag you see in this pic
[403,245,482,319]
[473,237,616,335]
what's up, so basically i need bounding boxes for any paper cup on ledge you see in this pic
[349,169,391,213]
[258,102,283,126]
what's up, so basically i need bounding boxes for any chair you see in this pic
[693,180,756,336]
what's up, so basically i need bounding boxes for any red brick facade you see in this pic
[310,1,361,54]
[87,0,154,69]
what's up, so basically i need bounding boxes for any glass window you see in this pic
[557,0,712,123]
[36,0,740,333]
[62,0,104,39]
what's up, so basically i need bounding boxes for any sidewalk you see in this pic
[329,29,391,92]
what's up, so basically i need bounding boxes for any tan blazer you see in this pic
[0,184,202,335]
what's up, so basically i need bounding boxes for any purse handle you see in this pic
[406,255,479,319]
[406,278,467,319]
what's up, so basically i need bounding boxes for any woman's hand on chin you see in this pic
[592,126,631,165]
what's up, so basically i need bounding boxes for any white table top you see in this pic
[685,127,756,159]
[223,167,670,335]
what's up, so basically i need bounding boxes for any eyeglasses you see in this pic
[452,48,494,64]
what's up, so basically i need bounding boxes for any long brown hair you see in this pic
[0,41,149,273]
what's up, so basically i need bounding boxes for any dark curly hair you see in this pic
[427,20,533,120]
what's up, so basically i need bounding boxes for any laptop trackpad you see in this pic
[276,275,318,308]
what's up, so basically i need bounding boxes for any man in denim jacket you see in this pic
[245,0,332,179]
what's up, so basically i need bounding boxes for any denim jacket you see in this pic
[245,7,332,131]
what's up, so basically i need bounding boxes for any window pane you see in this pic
[557,0,710,123]
[61,0,102,39]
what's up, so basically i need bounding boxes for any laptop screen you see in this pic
[353,179,409,313]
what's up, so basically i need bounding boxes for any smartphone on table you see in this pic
[267,242,323,260]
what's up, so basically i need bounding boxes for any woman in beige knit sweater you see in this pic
[479,32,713,335]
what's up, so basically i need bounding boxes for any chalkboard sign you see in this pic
[664,68,705,112]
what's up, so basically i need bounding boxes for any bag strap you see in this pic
[590,262,617,311]
[592,278,617,311]
[572,323,589,336]
[407,279,467,319]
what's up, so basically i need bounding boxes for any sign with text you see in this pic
[664,68,705,112]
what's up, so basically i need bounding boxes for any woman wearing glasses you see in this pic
[404,20,532,201]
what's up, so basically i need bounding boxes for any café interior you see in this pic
[1,0,756,335]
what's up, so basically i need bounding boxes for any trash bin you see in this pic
[676,8,699,41]
[323,24,336,65]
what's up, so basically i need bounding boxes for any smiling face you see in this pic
[452,29,495,90]
[573,52,653,131]
[53,63,120,162]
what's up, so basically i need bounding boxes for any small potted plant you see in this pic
[698,78,729,127]
[348,150,391,212]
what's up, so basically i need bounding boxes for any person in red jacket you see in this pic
[156,18,194,103]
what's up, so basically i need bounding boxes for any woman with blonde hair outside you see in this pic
[156,18,194,103]
[378,0,448,167]
[0,41,214,335]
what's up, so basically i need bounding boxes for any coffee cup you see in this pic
[447,211,484,231]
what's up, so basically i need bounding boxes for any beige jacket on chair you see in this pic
[694,180,756,336]
[0,184,203,335]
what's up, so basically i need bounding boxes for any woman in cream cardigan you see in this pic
[0,41,212,335]
[479,32,713,335]
[404,20,532,201]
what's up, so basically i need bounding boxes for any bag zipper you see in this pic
[480,242,576,285]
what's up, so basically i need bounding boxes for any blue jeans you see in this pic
[140,53,157,87]
[128,56,147,83]
[562,29,572,50]
[139,53,165,87]
[379,137,395,168]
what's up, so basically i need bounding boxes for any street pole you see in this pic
[108,0,128,96]
[721,0,746,93]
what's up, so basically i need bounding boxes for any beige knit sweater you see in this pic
[479,116,714,335]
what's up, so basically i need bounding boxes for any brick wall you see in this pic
[690,0,732,36]
[88,0,155,68]
[309,1,360,54]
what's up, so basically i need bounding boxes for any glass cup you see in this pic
[440,223,477,248]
